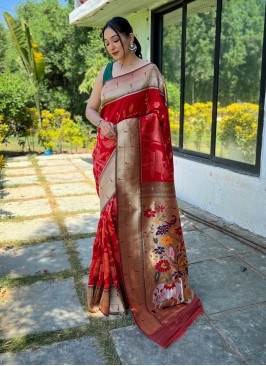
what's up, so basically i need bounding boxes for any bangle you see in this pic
[95,118,103,127]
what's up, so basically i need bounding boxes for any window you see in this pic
[152,0,266,174]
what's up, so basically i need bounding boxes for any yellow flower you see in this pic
[161,236,173,245]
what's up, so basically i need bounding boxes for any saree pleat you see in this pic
[88,63,203,346]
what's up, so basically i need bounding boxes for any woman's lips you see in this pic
[112,51,119,56]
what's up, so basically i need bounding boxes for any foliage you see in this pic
[217,103,258,162]
[0,24,8,73]
[0,71,34,143]
[14,0,106,116]
[0,115,9,144]
[79,54,108,94]
[37,108,94,152]
[184,102,212,151]
[169,101,258,162]
[4,12,45,123]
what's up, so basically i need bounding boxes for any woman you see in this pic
[85,16,203,348]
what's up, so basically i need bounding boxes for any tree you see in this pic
[4,12,45,124]
[15,0,106,116]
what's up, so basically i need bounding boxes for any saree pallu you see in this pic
[88,63,203,348]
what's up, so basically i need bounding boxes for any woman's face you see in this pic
[103,27,132,61]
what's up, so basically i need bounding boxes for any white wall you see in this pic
[127,10,150,62]
[173,98,266,237]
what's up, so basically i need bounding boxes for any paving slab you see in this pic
[40,165,78,174]
[204,228,255,253]
[69,153,92,159]
[239,251,266,275]
[72,162,93,170]
[0,337,106,365]
[0,241,70,278]
[184,231,231,263]
[189,257,266,315]
[187,217,212,230]
[50,183,96,196]
[210,303,266,365]
[0,278,89,339]
[65,213,99,234]
[83,171,96,180]
[45,172,85,183]
[56,195,99,213]
[1,175,40,186]
[37,159,73,167]
[35,155,68,161]
[5,161,33,168]
[0,199,52,218]
[0,218,60,243]
[111,319,243,365]
[6,156,29,162]
[4,168,36,177]
[180,214,196,232]
[76,237,94,268]
[0,186,46,201]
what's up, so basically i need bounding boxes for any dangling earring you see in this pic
[129,42,137,53]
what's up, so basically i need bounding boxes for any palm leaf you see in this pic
[3,12,31,76]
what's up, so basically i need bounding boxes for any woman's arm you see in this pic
[85,68,116,140]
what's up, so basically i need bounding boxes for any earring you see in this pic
[129,42,137,53]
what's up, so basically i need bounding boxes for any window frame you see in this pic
[151,0,266,176]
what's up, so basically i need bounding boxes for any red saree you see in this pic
[88,63,203,348]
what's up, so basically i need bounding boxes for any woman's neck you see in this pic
[117,54,140,68]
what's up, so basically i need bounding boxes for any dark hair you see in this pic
[101,17,142,59]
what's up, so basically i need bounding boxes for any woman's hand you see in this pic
[99,120,116,140]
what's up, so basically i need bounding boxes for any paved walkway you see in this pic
[0,153,265,365]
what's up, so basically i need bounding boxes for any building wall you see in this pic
[130,10,266,238]
[127,10,150,61]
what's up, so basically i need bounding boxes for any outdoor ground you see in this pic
[0,153,265,365]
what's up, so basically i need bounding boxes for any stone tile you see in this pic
[187,218,211,231]
[0,199,52,218]
[111,319,242,365]
[180,214,196,232]
[1,175,40,186]
[7,156,29,162]
[4,168,36,177]
[239,251,266,275]
[56,195,99,213]
[204,228,254,253]
[35,155,67,161]
[0,241,70,278]
[45,172,85,183]
[0,218,60,243]
[40,165,78,174]
[177,199,194,210]
[0,186,46,201]
[5,161,33,168]
[189,257,266,315]
[210,303,266,365]
[65,213,99,234]
[37,159,73,167]
[83,171,95,180]
[0,337,106,365]
[76,237,94,268]
[50,183,96,196]
[0,278,89,339]
[70,153,92,159]
[184,231,231,263]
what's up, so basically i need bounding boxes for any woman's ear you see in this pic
[129,32,135,43]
